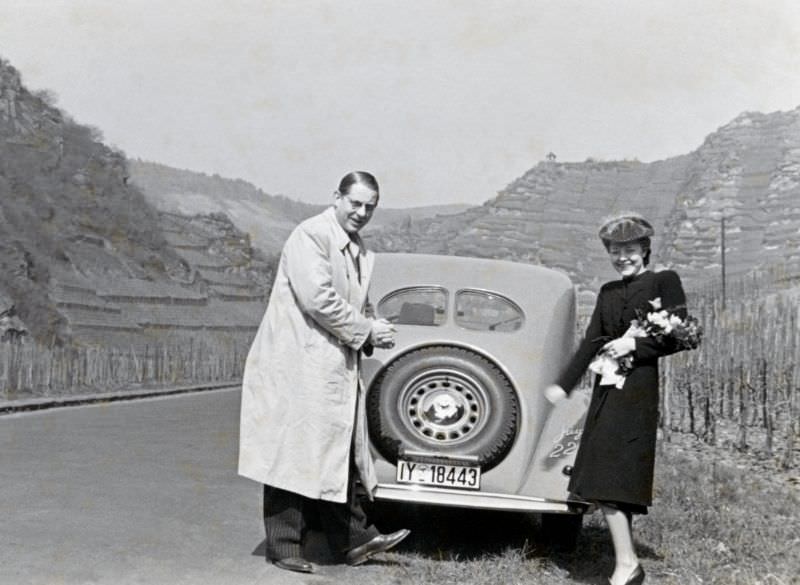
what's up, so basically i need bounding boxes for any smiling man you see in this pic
[238,171,409,574]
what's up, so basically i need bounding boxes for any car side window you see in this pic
[377,287,448,326]
[455,289,524,332]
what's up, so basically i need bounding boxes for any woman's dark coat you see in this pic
[557,269,687,511]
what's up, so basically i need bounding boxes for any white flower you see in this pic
[588,354,627,389]
[648,297,662,310]
[648,311,669,329]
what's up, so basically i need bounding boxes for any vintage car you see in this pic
[362,253,591,539]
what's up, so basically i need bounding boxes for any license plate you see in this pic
[396,458,481,490]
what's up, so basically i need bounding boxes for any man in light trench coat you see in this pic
[238,171,410,574]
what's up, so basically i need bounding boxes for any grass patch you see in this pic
[641,440,799,584]
[337,435,799,584]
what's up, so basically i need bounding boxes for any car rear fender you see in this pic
[519,386,591,501]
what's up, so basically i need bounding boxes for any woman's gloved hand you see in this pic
[601,337,636,359]
[544,384,567,404]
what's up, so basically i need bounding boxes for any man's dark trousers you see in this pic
[263,478,379,561]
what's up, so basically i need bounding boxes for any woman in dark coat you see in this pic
[545,214,689,585]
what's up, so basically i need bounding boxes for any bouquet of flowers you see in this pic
[589,297,703,388]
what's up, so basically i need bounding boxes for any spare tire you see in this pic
[367,346,519,470]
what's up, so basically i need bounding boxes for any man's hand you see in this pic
[544,384,567,404]
[601,337,636,359]
[370,318,396,349]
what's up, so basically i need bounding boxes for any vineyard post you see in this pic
[142,345,149,383]
[788,318,800,469]
[720,216,726,310]
[725,356,735,419]
[686,374,696,436]
[161,342,167,383]
[25,345,34,393]
[706,378,717,446]
[190,336,196,381]
[82,347,89,390]
[155,342,161,382]
[0,345,5,398]
[154,343,161,382]
[737,363,748,451]
[129,346,139,383]
[8,342,19,397]
[45,347,53,393]
[161,343,168,383]
[154,343,160,382]
[781,369,797,470]
[760,357,772,457]
[65,347,71,390]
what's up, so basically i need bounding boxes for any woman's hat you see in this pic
[598,214,654,243]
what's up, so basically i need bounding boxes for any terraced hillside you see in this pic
[367,108,800,292]
[663,110,800,280]
[48,213,270,349]
[0,57,269,348]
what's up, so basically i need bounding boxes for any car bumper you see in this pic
[373,483,590,514]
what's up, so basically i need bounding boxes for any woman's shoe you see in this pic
[623,564,645,585]
[609,564,644,585]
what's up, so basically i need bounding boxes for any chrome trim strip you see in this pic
[374,483,586,513]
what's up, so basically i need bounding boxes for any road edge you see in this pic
[0,380,241,415]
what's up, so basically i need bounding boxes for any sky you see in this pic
[1,0,799,208]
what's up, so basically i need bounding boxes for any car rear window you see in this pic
[455,289,524,332]
[377,287,448,326]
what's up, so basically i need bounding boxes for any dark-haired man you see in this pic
[238,172,409,574]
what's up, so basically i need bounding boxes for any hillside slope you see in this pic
[0,58,185,343]
[367,108,800,291]
[129,160,470,257]
[129,160,322,254]
[0,57,268,346]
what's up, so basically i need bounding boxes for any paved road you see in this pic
[0,389,378,585]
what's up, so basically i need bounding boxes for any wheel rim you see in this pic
[396,366,490,445]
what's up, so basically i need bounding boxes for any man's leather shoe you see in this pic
[273,557,315,574]
[345,528,410,566]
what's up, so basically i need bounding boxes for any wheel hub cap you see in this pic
[400,368,488,444]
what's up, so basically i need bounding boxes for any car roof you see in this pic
[371,253,573,306]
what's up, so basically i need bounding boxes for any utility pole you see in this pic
[721,216,726,310]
